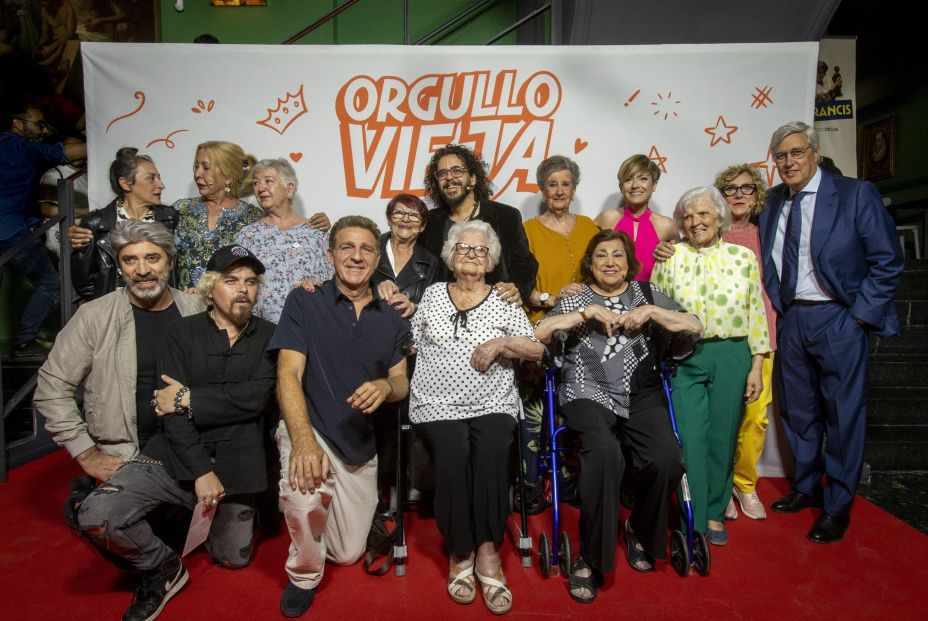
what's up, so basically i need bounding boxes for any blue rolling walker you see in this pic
[533,345,573,579]
[660,363,711,577]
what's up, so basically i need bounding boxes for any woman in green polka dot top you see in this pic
[651,186,771,547]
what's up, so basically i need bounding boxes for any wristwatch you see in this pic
[578,306,588,321]
[538,292,550,306]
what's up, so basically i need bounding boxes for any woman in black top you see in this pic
[71,147,178,301]
[534,229,702,602]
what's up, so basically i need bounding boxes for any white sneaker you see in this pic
[733,487,767,520]
[725,497,738,520]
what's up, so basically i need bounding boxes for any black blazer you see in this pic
[372,233,440,305]
[71,199,179,301]
[418,199,538,301]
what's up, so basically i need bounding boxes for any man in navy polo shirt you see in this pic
[269,215,411,618]
[0,104,86,359]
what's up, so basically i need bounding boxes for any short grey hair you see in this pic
[535,155,580,189]
[673,186,732,237]
[253,158,299,192]
[196,269,264,305]
[110,220,177,262]
[441,220,501,271]
[769,121,819,153]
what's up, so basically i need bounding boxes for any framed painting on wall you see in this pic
[861,116,896,181]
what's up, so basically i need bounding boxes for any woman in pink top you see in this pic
[654,163,777,522]
[594,154,677,281]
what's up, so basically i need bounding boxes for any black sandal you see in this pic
[568,558,599,604]
[624,519,654,573]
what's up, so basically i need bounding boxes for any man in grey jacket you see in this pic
[34,220,203,621]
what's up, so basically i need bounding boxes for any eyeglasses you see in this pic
[772,146,812,164]
[390,210,422,223]
[719,183,757,197]
[15,116,51,132]
[435,166,467,181]
[453,243,489,258]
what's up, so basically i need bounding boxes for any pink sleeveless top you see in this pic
[614,207,659,281]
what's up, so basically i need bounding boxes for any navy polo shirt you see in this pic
[268,279,410,465]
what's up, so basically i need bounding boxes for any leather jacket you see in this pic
[71,200,179,301]
[372,233,440,306]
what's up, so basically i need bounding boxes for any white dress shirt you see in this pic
[771,167,832,301]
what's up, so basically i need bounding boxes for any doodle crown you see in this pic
[256,85,308,135]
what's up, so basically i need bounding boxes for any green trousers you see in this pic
[671,338,750,532]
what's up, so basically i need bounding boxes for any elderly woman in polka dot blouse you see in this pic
[651,186,770,547]
[409,220,543,615]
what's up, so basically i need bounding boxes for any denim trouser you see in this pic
[0,231,59,346]
[77,457,256,571]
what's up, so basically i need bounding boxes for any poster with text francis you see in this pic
[82,42,817,229]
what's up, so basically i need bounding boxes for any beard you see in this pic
[216,295,255,327]
[126,271,169,301]
[438,179,471,209]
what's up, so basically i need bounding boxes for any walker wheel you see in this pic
[693,530,711,577]
[558,531,572,578]
[669,530,689,577]
[538,532,551,579]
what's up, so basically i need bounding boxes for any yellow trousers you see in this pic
[732,353,774,493]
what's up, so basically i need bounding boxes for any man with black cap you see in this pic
[73,244,277,621]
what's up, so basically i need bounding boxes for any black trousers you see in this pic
[560,395,682,573]
[416,413,516,556]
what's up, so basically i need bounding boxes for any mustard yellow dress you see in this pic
[523,215,600,323]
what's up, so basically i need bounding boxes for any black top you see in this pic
[133,303,181,448]
[268,280,411,465]
[372,233,441,306]
[418,199,538,302]
[71,199,180,301]
[143,311,278,494]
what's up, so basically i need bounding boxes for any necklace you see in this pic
[211,311,251,341]
[465,198,480,221]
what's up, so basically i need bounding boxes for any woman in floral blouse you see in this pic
[651,186,771,547]
[235,159,333,323]
[173,141,330,291]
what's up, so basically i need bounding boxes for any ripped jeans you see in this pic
[77,456,256,571]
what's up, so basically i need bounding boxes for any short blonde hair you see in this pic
[195,141,258,198]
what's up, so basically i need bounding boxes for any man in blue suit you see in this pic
[759,121,904,543]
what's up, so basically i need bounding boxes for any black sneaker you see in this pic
[10,340,50,361]
[123,554,189,621]
[280,582,316,618]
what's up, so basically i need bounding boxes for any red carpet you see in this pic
[1,450,926,620]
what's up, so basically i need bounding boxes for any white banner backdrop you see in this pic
[82,42,818,228]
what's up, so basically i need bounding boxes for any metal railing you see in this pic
[282,0,362,45]
[1,168,83,482]
[281,0,549,46]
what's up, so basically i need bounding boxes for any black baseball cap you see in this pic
[207,245,266,275]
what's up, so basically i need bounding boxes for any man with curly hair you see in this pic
[418,144,537,306]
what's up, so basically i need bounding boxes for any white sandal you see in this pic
[447,563,476,605]
[475,568,513,615]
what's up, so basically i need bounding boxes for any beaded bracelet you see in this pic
[174,386,191,420]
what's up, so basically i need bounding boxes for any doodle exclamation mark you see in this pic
[624,89,641,107]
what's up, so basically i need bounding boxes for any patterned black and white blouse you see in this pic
[409,282,535,424]
[540,281,695,418]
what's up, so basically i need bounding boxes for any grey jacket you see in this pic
[34,287,204,460]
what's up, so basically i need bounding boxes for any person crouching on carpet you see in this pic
[72,244,278,621]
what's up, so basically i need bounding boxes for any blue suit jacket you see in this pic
[759,168,904,338]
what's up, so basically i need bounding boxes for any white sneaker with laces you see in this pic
[733,487,767,520]
[725,497,738,520]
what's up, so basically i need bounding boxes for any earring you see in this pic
[225,185,231,194]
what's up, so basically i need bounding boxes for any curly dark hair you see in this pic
[579,229,641,284]
[423,144,493,208]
